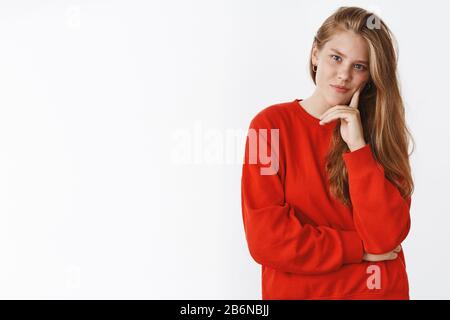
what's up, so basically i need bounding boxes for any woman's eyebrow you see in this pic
[330,48,368,64]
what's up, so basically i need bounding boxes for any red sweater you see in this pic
[241,99,412,300]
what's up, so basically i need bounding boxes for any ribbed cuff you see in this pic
[339,230,364,264]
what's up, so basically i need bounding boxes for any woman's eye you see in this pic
[331,55,341,61]
[354,64,367,71]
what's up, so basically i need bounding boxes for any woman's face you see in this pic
[312,30,370,106]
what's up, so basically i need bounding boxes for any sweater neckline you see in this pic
[293,99,338,130]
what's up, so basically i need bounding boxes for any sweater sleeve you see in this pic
[342,143,412,255]
[241,116,364,275]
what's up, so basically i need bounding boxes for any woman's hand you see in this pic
[363,245,402,262]
[319,86,366,151]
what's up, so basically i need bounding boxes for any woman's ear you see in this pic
[311,43,319,66]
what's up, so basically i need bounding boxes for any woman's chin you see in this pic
[326,93,350,106]
[326,97,344,107]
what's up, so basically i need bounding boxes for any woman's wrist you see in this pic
[348,141,366,152]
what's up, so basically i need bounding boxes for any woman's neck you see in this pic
[300,90,332,119]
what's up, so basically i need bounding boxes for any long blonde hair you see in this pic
[309,6,414,207]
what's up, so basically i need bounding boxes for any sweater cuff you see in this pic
[339,230,364,264]
[342,144,381,179]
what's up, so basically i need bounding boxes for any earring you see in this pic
[312,65,317,72]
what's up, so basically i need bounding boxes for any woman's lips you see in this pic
[330,84,350,93]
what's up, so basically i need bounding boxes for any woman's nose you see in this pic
[337,65,352,81]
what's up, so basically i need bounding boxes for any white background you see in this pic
[0,0,448,299]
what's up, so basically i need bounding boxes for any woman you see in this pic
[241,6,414,300]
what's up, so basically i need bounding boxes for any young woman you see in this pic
[241,6,414,300]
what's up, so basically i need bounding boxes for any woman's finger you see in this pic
[320,110,352,124]
[349,86,362,109]
[319,106,351,121]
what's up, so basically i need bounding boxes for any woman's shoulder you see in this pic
[249,99,297,128]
